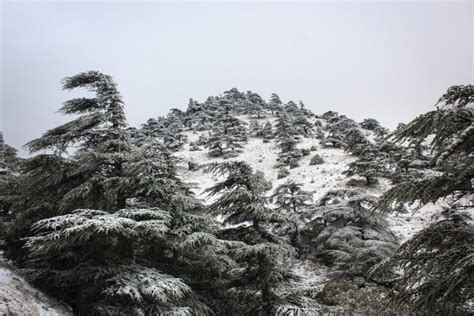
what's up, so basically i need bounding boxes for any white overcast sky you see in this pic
[1,1,473,155]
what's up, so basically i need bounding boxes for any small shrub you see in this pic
[289,159,299,169]
[301,148,311,156]
[310,154,324,165]
[277,168,290,179]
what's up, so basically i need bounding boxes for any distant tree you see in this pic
[360,118,381,130]
[24,208,212,315]
[249,120,262,137]
[292,110,313,136]
[268,93,283,115]
[274,111,297,138]
[345,147,391,185]
[321,130,346,148]
[344,127,370,153]
[261,121,274,140]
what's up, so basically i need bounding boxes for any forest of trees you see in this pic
[0,72,472,315]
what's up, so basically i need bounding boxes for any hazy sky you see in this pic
[1,1,473,156]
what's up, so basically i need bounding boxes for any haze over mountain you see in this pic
[2,1,472,155]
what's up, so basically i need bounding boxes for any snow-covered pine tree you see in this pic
[376,85,474,314]
[271,180,313,214]
[284,101,299,115]
[261,121,274,141]
[249,120,262,137]
[344,127,370,154]
[25,71,131,211]
[301,191,398,280]
[244,101,266,119]
[321,130,346,148]
[344,146,391,185]
[205,112,247,157]
[0,132,21,216]
[205,162,314,315]
[274,111,296,138]
[360,118,381,130]
[8,72,238,315]
[246,91,266,112]
[271,180,313,251]
[268,93,283,116]
[23,208,212,315]
[292,109,313,136]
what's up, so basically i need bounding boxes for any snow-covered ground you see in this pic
[174,115,465,285]
[0,252,72,316]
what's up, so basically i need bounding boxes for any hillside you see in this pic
[0,76,472,315]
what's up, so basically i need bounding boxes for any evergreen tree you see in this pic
[292,110,313,136]
[249,120,262,137]
[344,127,370,153]
[376,85,474,314]
[205,162,313,315]
[345,147,391,185]
[24,208,212,315]
[25,71,131,211]
[301,191,398,280]
[7,72,237,314]
[271,181,313,251]
[360,118,381,130]
[268,93,283,115]
[261,121,273,141]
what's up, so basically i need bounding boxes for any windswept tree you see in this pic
[26,71,131,211]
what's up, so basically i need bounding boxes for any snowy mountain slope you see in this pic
[172,114,446,288]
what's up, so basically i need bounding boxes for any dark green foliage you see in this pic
[205,162,314,315]
[302,193,398,279]
[277,168,290,179]
[380,84,473,209]
[5,72,241,315]
[310,154,324,165]
[271,181,313,251]
[205,114,247,157]
[381,216,474,314]
[344,147,392,185]
[376,85,474,314]
[268,93,283,115]
[359,118,381,131]
[24,209,212,315]
[321,131,346,148]
[261,121,274,140]
[272,180,313,214]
